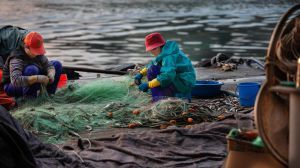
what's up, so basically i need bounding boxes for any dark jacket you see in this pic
[0,25,29,67]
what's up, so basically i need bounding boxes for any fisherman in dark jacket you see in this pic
[0,25,62,98]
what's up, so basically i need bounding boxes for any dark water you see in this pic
[0,0,298,69]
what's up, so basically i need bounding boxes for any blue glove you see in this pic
[139,82,149,92]
[134,73,143,85]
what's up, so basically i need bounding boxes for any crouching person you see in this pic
[135,32,196,102]
[1,30,62,98]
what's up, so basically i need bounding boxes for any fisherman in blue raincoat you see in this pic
[134,32,196,102]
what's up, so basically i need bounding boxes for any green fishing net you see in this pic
[11,76,232,143]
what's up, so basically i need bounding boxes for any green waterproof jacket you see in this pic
[148,40,196,93]
[0,25,29,66]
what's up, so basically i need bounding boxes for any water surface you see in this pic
[0,0,297,68]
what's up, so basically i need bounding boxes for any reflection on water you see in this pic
[0,0,297,68]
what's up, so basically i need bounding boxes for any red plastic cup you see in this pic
[57,74,68,88]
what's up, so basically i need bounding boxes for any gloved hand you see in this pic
[138,82,149,92]
[47,73,55,83]
[36,75,49,86]
[47,69,55,84]
[134,73,143,85]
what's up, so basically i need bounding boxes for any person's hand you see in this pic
[36,75,49,86]
[47,73,55,84]
[134,73,143,85]
[138,82,149,92]
[47,69,56,84]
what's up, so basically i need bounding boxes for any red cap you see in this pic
[145,32,166,52]
[24,32,46,55]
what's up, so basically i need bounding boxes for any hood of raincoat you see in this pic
[153,40,179,63]
[0,25,29,60]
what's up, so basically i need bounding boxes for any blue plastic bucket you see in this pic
[191,80,224,98]
[236,82,260,107]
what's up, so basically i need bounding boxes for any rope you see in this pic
[276,17,300,78]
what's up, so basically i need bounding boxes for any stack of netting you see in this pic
[11,77,230,143]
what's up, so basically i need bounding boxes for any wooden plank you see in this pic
[269,86,300,94]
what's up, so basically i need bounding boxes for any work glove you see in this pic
[36,75,49,86]
[138,82,149,92]
[47,73,55,84]
[47,69,56,84]
[134,73,143,85]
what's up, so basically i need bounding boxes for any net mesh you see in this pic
[11,76,236,143]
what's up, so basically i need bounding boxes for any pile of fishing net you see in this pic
[11,77,239,143]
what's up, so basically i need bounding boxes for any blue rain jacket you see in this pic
[147,40,196,93]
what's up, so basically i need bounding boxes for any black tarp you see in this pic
[0,105,252,168]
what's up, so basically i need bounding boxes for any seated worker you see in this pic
[0,25,62,98]
[135,32,196,102]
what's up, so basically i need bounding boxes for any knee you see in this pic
[147,66,161,79]
[23,65,40,76]
[51,60,62,73]
[3,84,12,96]
[149,66,161,74]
